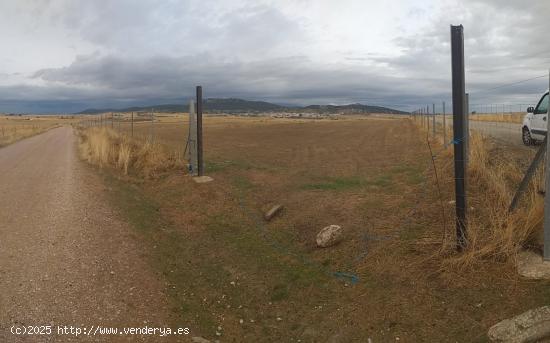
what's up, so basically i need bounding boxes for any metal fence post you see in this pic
[196,86,204,176]
[451,24,468,250]
[151,108,155,141]
[188,99,198,175]
[427,105,430,132]
[465,93,469,159]
[131,112,134,138]
[544,70,550,260]
[443,101,447,148]
[432,103,436,139]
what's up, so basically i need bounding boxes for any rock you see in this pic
[192,337,210,343]
[264,204,283,221]
[193,176,214,184]
[488,306,550,342]
[316,225,343,248]
[517,250,550,279]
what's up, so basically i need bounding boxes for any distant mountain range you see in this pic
[76,98,408,115]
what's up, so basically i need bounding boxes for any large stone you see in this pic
[264,204,283,221]
[316,225,343,248]
[193,176,214,184]
[488,306,550,342]
[517,250,550,279]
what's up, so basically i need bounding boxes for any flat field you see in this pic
[0,115,80,147]
[96,115,548,342]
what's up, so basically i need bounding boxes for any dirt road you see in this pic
[0,127,174,342]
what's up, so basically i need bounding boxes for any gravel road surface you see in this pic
[431,116,524,146]
[0,127,175,342]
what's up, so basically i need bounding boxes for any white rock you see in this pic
[488,306,550,342]
[316,225,343,248]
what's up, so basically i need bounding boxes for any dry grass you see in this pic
[438,132,543,268]
[470,113,524,124]
[0,115,65,147]
[78,127,182,177]
[412,116,543,267]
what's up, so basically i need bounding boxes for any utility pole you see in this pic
[451,24,468,250]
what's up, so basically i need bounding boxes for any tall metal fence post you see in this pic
[131,112,134,138]
[465,93,469,159]
[151,108,155,141]
[432,103,436,139]
[111,112,113,129]
[188,99,198,176]
[427,106,430,132]
[451,24,468,250]
[544,70,550,260]
[196,86,204,176]
[443,101,447,148]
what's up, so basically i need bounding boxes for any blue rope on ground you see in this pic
[333,272,359,284]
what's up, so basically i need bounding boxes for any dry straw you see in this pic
[79,127,182,177]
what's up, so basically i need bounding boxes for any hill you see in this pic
[76,98,407,115]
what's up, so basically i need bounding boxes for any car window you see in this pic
[535,94,549,114]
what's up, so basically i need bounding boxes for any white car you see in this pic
[523,90,549,145]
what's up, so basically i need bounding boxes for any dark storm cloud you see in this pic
[2,0,550,113]
[30,53,434,111]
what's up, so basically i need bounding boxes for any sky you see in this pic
[0,0,549,113]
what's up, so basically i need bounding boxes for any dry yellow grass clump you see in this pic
[0,124,54,147]
[79,127,182,177]
[412,118,542,268]
[469,113,524,124]
[441,133,543,268]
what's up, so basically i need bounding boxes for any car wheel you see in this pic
[522,127,533,146]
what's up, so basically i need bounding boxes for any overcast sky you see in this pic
[0,0,549,113]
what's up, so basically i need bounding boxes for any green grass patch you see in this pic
[301,174,396,191]
[301,176,363,191]
[101,173,219,333]
[205,159,253,173]
[390,164,425,185]
[102,170,330,338]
